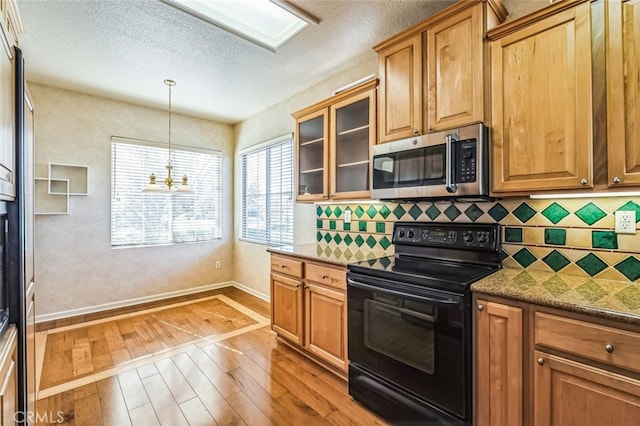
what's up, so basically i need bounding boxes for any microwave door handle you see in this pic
[445,133,458,193]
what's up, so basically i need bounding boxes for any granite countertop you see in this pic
[267,243,385,267]
[472,268,640,324]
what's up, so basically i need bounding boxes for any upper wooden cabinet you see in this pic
[426,3,484,132]
[606,0,640,187]
[375,0,507,143]
[0,0,22,47]
[293,79,377,202]
[489,1,593,193]
[0,21,15,200]
[377,34,422,142]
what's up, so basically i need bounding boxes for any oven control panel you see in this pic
[393,223,498,249]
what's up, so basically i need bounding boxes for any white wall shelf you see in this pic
[34,162,88,215]
[35,178,69,215]
[49,163,89,195]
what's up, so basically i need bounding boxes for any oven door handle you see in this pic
[347,278,461,306]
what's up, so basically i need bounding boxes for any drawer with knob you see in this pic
[270,255,304,278]
[306,263,346,290]
[535,311,640,373]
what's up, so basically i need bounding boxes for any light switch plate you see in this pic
[344,209,351,224]
[615,210,636,234]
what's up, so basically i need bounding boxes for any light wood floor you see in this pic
[36,287,387,425]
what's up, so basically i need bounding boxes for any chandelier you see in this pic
[143,79,191,192]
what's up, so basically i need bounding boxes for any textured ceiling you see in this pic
[17,0,457,123]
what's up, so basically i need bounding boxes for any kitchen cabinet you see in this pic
[375,0,506,143]
[475,299,523,426]
[305,283,347,371]
[376,34,422,142]
[606,0,640,187]
[474,293,640,425]
[293,79,376,202]
[0,326,17,426]
[426,3,484,132]
[533,351,640,425]
[0,0,22,48]
[269,252,348,375]
[489,0,593,193]
[0,17,15,201]
[533,311,640,425]
[270,255,304,345]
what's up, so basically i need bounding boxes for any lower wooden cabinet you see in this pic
[269,253,348,375]
[533,350,640,426]
[475,299,523,426]
[270,273,304,346]
[0,326,17,426]
[475,294,640,425]
[305,283,347,371]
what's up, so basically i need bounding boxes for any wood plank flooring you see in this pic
[36,287,387,425]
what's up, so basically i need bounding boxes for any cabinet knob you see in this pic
[580,178,588,185]
[322,275,328,280]
[413,128,420,135]
[613,176,621,184]
[280,264,286,268]
[477,304,484,311]
[330,194,334,199]
[538,358,545,366]
[322,195,328,199]
[605,344,614,353]
[428,126,433,133]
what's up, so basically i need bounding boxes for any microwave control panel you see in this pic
[456,139,477,183]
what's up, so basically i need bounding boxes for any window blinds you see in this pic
[111,138,222,247]
[240,136,294,246]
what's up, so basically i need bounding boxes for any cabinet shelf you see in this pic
[300,168,324,174]
[300,137,324,146]
[337,124,370,136]
[338,160,369,168]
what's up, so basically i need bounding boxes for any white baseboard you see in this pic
[229,281,270,302]
[36,281,237,323]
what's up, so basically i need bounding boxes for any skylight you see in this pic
[160,0,318,51]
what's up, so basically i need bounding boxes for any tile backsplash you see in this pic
[315,197,640,282]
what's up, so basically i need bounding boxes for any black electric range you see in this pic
[347,221,501,425]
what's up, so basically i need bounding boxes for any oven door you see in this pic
[347,272,471,421]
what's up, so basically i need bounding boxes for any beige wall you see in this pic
[30,83,235,317]
[232,51,377,297]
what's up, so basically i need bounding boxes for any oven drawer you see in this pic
[270,255,304,278]
[535,312,640,373]
[306,263,346,290]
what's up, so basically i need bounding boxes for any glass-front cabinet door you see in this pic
[296,108,329,202]
[330,87,376,199]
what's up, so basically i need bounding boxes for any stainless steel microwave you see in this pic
[371,123,490,200]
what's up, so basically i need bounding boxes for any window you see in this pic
[241,134,294,246]
[111,138,222,247]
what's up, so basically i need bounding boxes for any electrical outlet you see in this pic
[215,261,221,269]
[615,210,636,234]
[344,209,351,224]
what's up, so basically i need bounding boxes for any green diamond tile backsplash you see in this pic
[315,197,640,282]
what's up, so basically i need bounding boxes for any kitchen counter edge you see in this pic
[267,243,385,267]
[471,268,640,325]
